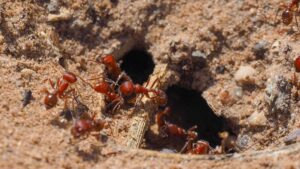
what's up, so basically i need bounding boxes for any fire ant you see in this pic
[43,72,78,109]
[155,107,195,137]
[155,107,203,154]
[277,0,300,27]
[118,79,168,107]
[96,54,131,82]
[71,113,109,138]
[186,140,210,155]
[87,78,124,113]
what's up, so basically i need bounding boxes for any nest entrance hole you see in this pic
[120,49,155,84]
[145,86,231,153]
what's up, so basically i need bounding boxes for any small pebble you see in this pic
[265,75,292,115]
[59,109,73,121]
[47,8,72,22]
[219,90,233,105]
[20,68,35,79]
[247,111,267,126]
[191,51,206,59]
[252,40,269,58]
[232,87,243,99]
[236,135,251,150]
[215,65,226,74]
[160,148,177,153]
[47,0,59,13]
[234,66,257,86]
[284,129,300,145]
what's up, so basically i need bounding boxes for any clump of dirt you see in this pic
[0,0,300,168]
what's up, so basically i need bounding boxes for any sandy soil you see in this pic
[0,0,300,168]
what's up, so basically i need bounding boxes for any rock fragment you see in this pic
[284,129,300,145]
[265,75,292,117]
[47,8,73,22]
[252,40,269,58]
[247,111,267,126]
[234,66,257,85]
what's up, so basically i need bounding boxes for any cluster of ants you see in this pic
[43,54,166,136]
[39,0,300,155]
[42,54,218,155]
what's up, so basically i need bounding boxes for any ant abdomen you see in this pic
[63,72,77,83]
[44,93,58,109]
[94,81,110,93]
[282,10,293,25]
[119,81,135,96]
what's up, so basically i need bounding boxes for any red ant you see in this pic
[43,72,78,109]
[71,113,108,138]
[98,55,121,80]
[119,80,168,107]
[155,107,185,137]
[96,55,131,82]
[186,140,210,155]
[155,107,201,153]
[86,78,124,113]
[277,0,300,26]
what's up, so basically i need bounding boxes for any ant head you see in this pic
[63,72,77,83]
[71,119,92,137]
[155,90,168,106]
[120,81,135,96]
[282,10,293,25]
[100,55,116,66]
[94,81,110,93]
[44,93,58,109]
[294,56,300,72]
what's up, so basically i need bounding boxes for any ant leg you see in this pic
[188,125,197,132]
[275,4,287,24]
[295,11,300,32]
[43,79,55,89]
[106,98,122,113]
[112,102,121,114]
[295,13,300,31]
[41,88,50,94]
[180,140,193,154]
[73,84,83,101]
[135,78,160,106]
[75,74,95,89]
[116,72,132,84]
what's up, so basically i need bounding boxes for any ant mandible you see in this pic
[43,72,78,109]
[277,0,300,26]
